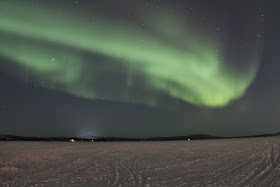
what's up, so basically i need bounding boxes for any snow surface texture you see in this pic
[0,137,280,186]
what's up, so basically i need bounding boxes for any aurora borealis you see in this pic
[1,0,279,138]
[0,0,263,107]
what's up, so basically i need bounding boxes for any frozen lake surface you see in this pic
[0,137,279,186]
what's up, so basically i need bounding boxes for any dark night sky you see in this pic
[0,0,279,138]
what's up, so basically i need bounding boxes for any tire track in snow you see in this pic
[237,142,279,186]
[37,144,117,186]
[107,163,120,186]
[128,156,144,187]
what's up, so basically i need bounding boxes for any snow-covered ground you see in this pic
[0,137,279,186]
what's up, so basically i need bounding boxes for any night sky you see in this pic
[0,0,279,138]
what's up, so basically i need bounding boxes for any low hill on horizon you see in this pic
[0,132,279,142]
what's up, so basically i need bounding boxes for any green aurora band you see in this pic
[0,1,263,107]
